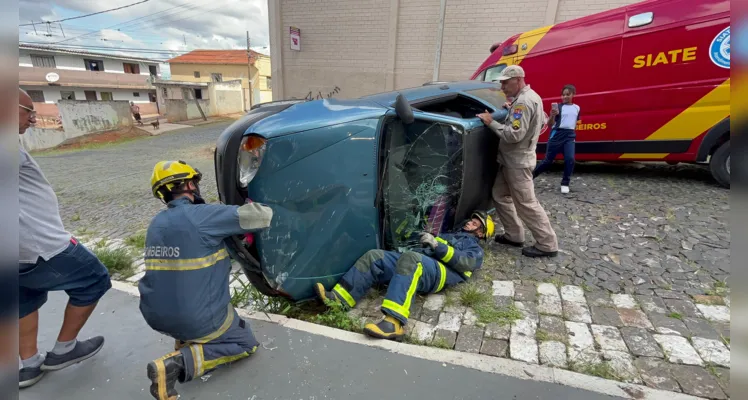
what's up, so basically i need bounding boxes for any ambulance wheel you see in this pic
[709,140,730,189]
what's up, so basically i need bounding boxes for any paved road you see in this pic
[20,290,620,400]
[35,121,231,240]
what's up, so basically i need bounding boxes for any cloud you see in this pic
[19,0,269,60]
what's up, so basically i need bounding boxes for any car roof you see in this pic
[361,80,499,106]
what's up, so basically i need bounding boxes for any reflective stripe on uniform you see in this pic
[203,351,250,372]
[464,271,472,278]
[381,262,423,319]
[145,248,229,271]
[333,284,356,308]
[191,303,234,344]
[435,237,455,263]
[435,262,447,293]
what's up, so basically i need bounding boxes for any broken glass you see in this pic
[381,118,464,252]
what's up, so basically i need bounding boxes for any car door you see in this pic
[378,111,469,252]
[615,0,730,158]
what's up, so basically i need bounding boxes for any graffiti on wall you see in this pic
[302,86,341,101]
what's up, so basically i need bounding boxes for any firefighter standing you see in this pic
[477,65,559,258]
[138,160,273,400]
[314,211,494,340]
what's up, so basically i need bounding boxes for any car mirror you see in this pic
[394,93,414,125]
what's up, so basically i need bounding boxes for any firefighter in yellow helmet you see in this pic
[314,211,494,341]
[139,160,274,400]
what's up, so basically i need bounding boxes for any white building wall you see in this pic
[54,55,86,71]
[18,49,160,77]
[19,52,32,67]
[21,86,154,104]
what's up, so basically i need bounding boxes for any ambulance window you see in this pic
[483,64,507,82]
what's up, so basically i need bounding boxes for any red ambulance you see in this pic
[471,0,731,187]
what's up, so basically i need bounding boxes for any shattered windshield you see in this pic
[381,118,464,252]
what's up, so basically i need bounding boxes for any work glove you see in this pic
[419,232,438,249]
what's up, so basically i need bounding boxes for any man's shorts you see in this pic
[19,238,112,318]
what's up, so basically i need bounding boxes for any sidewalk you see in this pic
[20,289,623,400]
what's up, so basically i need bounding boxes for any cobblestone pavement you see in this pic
[35,121,229,240]
[39,127,729,398]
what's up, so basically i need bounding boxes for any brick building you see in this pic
[268,0,640,100]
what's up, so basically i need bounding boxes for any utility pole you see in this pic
[246,31,253,110]
[183,34,186,46]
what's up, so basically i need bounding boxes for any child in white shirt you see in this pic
[533,84,580,194]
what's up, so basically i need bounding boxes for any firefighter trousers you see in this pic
[173,309,259,382]
[333,249,454,325]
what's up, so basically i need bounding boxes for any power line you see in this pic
[20,42,188,54]
[19,0,150,27]
[52,0,197,44]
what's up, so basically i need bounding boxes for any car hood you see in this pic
[246,98,388,139]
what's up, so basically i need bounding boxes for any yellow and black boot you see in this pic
[363,315,405,341]
[314,283,343,307]
[146,351,185,400]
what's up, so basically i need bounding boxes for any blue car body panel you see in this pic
[228,81,507,301]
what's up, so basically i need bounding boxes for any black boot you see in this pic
[146,351,185,400]
[495,234,523,247]
[522,245,558,258]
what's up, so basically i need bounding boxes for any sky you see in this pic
[18,0,270,78]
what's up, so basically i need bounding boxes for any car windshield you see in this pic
[464,88,506,110]
[380,118,464,251]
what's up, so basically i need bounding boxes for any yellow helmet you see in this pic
[471,210,495,240]
[150,160,202,201]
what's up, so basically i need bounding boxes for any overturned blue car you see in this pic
[215,81,509,301]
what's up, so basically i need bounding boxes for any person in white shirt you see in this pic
[532,84,580,193]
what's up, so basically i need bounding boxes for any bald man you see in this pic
[18,89,112,388]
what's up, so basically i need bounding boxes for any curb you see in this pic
[109,281,706,400]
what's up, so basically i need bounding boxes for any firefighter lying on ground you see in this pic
[138,160,273,400]
[314,211,494,341]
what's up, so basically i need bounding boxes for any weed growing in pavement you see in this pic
[721,335,730,347]
[544,277,564,288]
[443,290,458,308]
[474,303,522,325]
[71,213,81,222]
[536,330,550,342]
[125,231,147,250]
[230,278,252,308]
[694,295,725,306]
[668,312,683,320]
[580,282,593,292]
[459,284,490,308]
[430,337,453,349]
[310,299,365,333]
[93,246,135,277]
[569,361,621,382]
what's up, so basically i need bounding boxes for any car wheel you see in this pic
[709,140,730,188]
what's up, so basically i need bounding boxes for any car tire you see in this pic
[709,140,730,188]
[241,266,281,297]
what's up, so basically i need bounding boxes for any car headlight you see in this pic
[238,135,266,188]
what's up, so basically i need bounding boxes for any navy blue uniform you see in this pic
[138,198,272,381]
[331,232,483,324]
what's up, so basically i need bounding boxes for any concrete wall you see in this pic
[208,80,244,116]
[21,127,79,152]
[270,0,640,99]
[255,56,273,103]
[169,63,258,109]
[164,99,212,123]
[57,100,133,137]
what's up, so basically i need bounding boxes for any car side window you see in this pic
[380,118,464,251]
[483,64,508,82]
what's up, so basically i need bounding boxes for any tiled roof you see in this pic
[167,49,264,65]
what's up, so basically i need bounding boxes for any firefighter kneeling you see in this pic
[315,211,494,341]
[138,160,273,400]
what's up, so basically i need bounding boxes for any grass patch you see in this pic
[459,284,490,308]
[474,303,522,325]
[443,291,458,308]
[92,246,135,277]
[124,231,146,250]
[310,299,365,333]
[568,214,582,223]
[71,213,81,222]
[536,329,549,342]
[570,361,621,381]
[580,282,593,292]
[544,277,564,288]
[668,312,683,320]
[430,336,453,349]
[721,335,730,347]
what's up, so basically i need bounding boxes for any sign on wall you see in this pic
[290,26,301,51]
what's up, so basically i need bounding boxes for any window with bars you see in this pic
[30,55,56,68]
[27,90,45,102]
